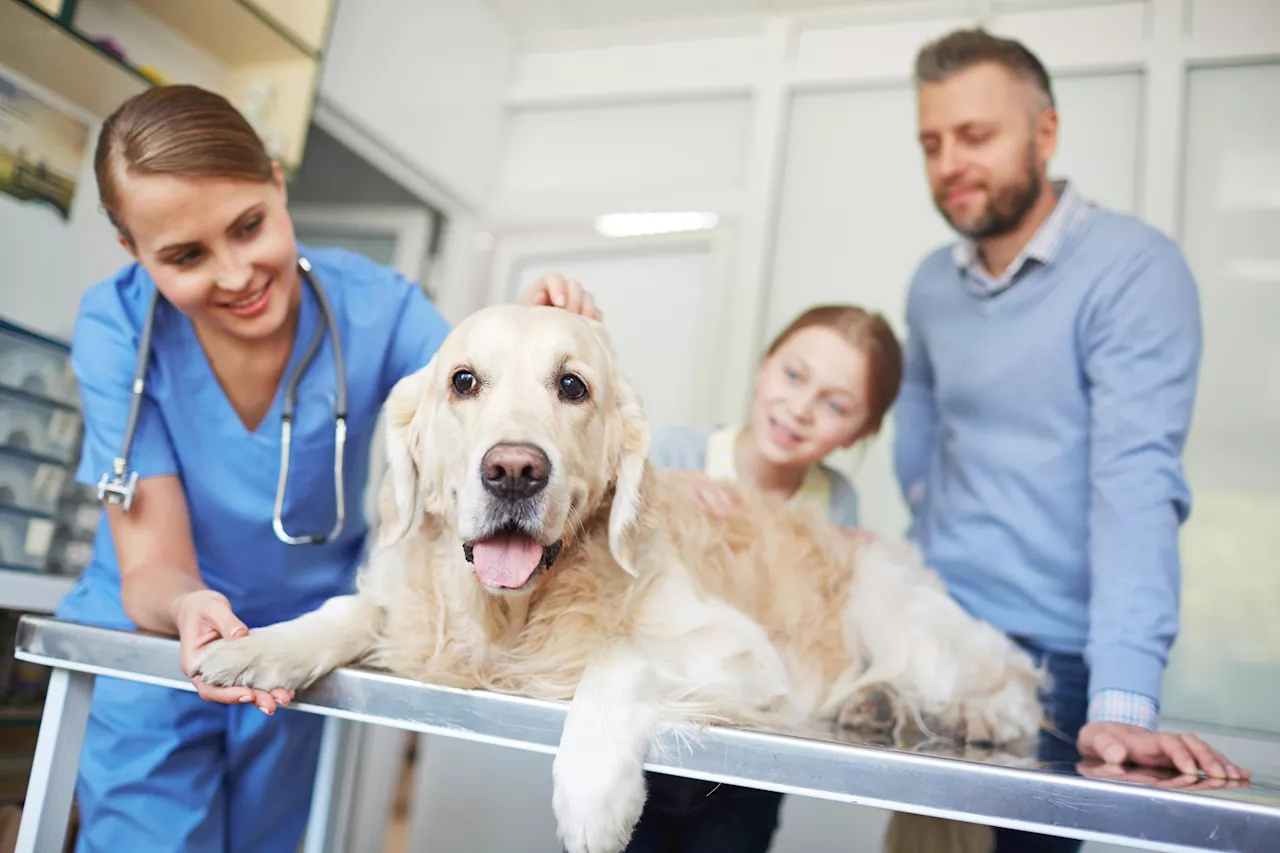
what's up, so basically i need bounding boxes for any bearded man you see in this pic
[894,27,1246,853]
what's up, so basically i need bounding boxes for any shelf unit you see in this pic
[0,318,96,617]
[0,0,336,173]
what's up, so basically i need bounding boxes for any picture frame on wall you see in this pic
[0,63,90,222]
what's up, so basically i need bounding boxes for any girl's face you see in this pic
[750,326,870,468]
[114,163,300,343]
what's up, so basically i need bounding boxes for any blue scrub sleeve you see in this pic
[381,279,452,393]
[71,286,180,488]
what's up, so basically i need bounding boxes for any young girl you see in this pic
[57,85,598,853]
[632,302,904,853]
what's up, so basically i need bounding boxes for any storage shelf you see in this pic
[0,0,334,173]
[128,0,321,66]
[0,568,72,615]
[0,0,150,118]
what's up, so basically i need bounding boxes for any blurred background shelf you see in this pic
[129,0,322,65]
[0,317,94,616]
[0,0,151,118]
[0,0,336,173]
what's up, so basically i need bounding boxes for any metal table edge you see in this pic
[13,615,1279,852]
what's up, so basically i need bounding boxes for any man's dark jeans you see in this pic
[993,638,1090,853]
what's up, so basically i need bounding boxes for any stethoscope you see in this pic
[97,256,350,546]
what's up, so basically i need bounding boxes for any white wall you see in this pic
[318,0,516,210]
[493,96,753,220]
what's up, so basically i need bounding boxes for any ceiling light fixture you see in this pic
[594,211,719,238]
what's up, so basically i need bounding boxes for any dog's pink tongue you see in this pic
[472,536,543,589]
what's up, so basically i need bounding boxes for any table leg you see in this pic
[15,668,95,853]
[303,716,355,853]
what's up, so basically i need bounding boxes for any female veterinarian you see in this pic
[55,84,598,853]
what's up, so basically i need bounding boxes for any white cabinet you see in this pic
[318,0,516,209]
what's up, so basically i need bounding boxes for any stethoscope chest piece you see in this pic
[97,464,139,513]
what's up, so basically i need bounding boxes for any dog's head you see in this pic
[379,303,651,595]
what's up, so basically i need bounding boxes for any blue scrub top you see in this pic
[56,244,451,631]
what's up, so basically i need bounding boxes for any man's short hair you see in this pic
[914,28,1055,110]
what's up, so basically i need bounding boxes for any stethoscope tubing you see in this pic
[100,256,347,546]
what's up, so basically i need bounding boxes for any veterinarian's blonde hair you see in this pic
[94,84,275,245]
[764,305,903,437]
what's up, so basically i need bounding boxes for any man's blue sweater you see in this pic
[894,189,1202,719]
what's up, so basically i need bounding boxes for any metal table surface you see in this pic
[11,615,1280,853]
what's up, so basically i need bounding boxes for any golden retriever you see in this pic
[194,303,1044,853]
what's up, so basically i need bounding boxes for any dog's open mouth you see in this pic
[463,525,564,590]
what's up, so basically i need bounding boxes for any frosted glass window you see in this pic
[764,74,1143,540]
[1158,63,1280,736]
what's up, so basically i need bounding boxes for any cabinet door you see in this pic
[765,73,1144,540]
[494,230,734,432]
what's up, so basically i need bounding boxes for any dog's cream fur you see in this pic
[194,304,1044,853]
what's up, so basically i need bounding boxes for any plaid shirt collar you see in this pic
[952,179,1094,296]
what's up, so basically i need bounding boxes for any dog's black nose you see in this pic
[481,443,550,500]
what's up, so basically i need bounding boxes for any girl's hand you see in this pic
[692,478,741,517]
[520,271,603,321]
[673,471,741,517]
[174,590,293,715]
[842,527,874,549]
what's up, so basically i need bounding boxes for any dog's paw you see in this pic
[552,744,646,853]
[192,629,327,692]
[838,684,905,737]
[924,680,1043,747]
[965,677,1044,745]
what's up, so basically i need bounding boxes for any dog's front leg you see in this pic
[553,646,655,853]
[194,593,384,692]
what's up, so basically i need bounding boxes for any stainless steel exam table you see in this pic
[10,615,1280,853]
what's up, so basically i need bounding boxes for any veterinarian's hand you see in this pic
[1077,722,1249,781]
[175,590,294,715]
[521,271,603,321]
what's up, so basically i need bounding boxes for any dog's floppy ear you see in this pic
[378,368,429,548]
[607,369,652,576]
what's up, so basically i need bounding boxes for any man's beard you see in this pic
[936,146,1043,240]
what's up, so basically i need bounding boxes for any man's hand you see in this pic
[1078,721,1249,781]
[1077,759,1252,791]
[520,271,602,320]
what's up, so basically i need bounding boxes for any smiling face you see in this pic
[916,61,1057,240]
[381,304,650,596]
[113,164,300,342]
[749,325,870,468]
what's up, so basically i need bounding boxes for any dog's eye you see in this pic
[558,373,588,403]
[451,369,479,397]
